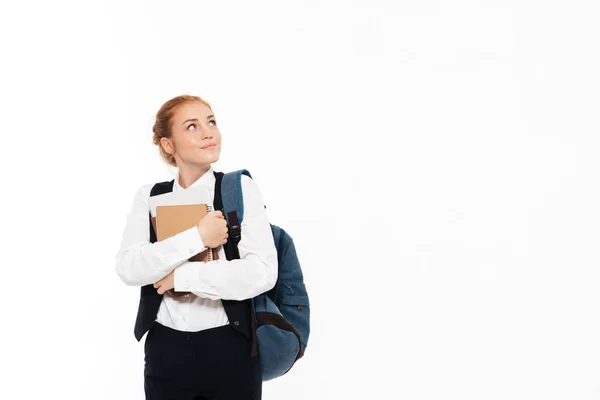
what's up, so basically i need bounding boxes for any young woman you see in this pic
[115,95,278,399]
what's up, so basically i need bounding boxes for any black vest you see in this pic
[133,171,257,356]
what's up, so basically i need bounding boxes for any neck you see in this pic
[177,163,211,189]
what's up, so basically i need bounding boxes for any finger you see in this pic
[153,282,159,288]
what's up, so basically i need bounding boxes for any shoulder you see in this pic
[131,183,154,205]
[240,173,261,196]
[132,180,170,205]
[240,173,254,187]
[238,173,266,213]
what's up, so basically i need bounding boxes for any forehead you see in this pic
[172,101,213,124]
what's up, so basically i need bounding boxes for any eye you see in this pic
[186,123,197,130]
[209,119,217,126]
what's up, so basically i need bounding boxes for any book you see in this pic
[148,184,212,218]
[153,203,220,263]
[153,203,220,298]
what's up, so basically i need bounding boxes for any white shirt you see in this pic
[115,165,278,332]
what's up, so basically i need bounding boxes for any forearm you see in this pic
[173,252,278,301]
[115,226,206,286]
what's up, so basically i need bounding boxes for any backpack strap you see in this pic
[221,169,252,257]
[220,169,259,357]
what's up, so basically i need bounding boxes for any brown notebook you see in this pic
[152,203,220,298]
[153,203,220,263]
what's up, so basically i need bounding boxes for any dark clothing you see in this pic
[144,322,262,400]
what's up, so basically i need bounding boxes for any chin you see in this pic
[204,154,220,164]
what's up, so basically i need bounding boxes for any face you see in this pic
[161,101,222,167]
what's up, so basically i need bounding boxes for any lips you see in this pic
[201,143,217,150]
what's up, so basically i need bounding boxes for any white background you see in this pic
[1,0,599,399]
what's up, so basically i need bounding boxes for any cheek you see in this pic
[181,130,200,145]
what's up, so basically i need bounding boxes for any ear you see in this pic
[160,137,175,156]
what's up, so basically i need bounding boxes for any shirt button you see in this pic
[234,321,240,326]
[182,316,187,321]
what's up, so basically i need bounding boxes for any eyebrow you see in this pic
[181,115,215,126]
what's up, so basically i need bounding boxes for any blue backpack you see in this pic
[220,169,310,381]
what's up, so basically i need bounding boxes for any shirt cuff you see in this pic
[173,226,206,260]
[173,261,197,292]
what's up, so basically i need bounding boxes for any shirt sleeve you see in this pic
[115,183,208,287]
[173,175,278,301]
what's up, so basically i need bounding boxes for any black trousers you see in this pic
[144,322,262,400]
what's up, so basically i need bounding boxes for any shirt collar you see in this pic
[173,165,215,191]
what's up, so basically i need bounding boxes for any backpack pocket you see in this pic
[254,294,303,381]
[278,281,310,353]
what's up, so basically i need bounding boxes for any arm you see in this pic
[173,175,278,301]
[115,184,208,287]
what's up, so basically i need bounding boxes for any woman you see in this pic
[115,95,278,399]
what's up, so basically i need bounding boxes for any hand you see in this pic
[154,270,174,295]
[197,210,229,248]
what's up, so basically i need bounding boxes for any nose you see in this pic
[201,129,213,139]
